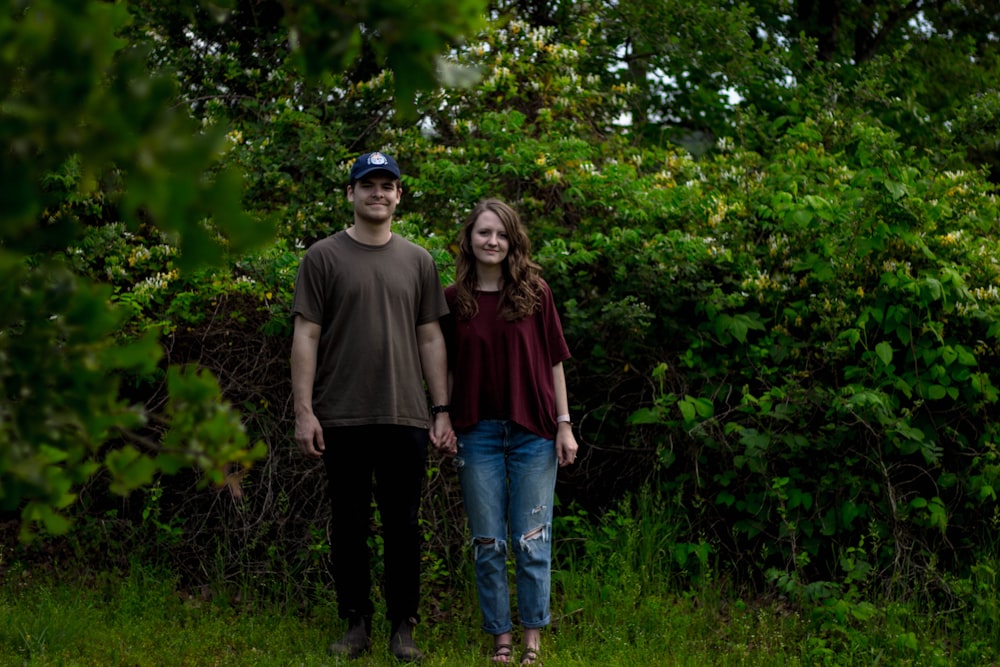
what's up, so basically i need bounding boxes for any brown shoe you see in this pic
[328,615,371,659]
[389,616,423,662]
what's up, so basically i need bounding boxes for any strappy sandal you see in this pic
[491,643,514,664]
[520,647,542,666]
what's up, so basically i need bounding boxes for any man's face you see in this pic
[348,174,401,224]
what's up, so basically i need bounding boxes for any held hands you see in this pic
[430,412,458,457]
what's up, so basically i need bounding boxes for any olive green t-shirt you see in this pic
[292,231,448,429]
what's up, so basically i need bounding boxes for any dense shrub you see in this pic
[6,3,1000,624]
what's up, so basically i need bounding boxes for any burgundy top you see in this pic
[444,279,571,439]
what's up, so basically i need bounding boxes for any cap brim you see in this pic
[352,167,401,181]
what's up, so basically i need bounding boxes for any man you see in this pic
[291,151,454,662]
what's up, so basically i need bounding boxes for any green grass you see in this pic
[2,489,997,666]
[0,569,783,666]
[1,557,995,667]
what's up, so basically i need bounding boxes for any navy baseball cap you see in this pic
[350,151,401,182]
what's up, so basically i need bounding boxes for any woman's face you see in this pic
[470,210,510,270]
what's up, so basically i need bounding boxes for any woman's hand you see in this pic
[555,422,578,467]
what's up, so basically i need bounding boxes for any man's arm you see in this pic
[417,320,456,454]
[291,315,325,458]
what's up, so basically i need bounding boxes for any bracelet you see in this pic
[556,414,572,425]
[430,404,451,415]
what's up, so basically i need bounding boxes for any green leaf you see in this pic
[928,497,948,532]
[875,341,893,366]
[786,208,814,227]
[716,491,736,507]
[841,501,861,528]
[850,601,878,621]
[678,399,696,423]
[925,384,947,400]
[24,502,72,536]
[105,446,158,495]
[956,345,978,366]
[885,179,909,199]
[940,346,957,365]
[839,328,861,347]
[628,407,666,425]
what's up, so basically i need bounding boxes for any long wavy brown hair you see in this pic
[453,198,544,322]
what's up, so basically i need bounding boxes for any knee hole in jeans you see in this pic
[523,526,544,540]
[518,524,549,551]
[473,536,507,558]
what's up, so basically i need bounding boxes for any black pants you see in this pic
[322,424,428,625]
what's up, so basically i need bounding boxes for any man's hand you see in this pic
[295,411,325,459]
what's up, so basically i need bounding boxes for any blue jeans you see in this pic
[454,420,558,634]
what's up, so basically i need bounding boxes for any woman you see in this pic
[439,198,579,665]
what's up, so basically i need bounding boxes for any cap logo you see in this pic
[350,151,400,181]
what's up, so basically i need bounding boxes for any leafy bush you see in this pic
[9,2,1000,630]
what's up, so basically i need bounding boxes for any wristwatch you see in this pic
[430,404,451,415]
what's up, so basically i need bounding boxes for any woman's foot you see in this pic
[520,647,541,665]
[491,632,514,664]
[521,628,541,665]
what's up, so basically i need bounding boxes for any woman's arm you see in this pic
[552,361,578,467]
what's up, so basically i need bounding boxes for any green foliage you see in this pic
[612,116,1000,603]
[97,3,1000,613]
[1,0,270,264]
[1,0,486,537]
[0,0,275,536]
[283,0,488,117]
[8,0,1000,641]
[0,261,155,537]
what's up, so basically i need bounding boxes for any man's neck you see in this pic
[347,220,392,246]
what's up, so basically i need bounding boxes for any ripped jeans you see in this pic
[454,420,558,634]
